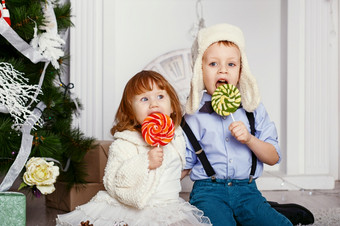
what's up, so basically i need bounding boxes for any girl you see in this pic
[56,70,211,226]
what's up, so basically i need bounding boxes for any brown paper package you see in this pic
[46,140,112,211]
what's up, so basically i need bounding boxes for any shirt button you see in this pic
[225,137,229,142]
[229,159,233,163]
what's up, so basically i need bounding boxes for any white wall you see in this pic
[69,0,339,189]
[102,0,282,146]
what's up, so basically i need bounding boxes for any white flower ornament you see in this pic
[22,157,59,195]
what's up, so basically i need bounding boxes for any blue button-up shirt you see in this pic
[184,92,281,181]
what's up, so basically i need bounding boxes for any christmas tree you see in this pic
[0,0,96,193]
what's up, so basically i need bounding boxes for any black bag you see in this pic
[181,115,314,225]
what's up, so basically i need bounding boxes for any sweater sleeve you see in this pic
[103,138,157,209]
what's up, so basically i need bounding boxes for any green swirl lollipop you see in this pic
[211,84,241,120]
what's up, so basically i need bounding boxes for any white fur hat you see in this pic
[185,23,260,114]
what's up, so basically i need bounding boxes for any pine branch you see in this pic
[0,116,21,174]
[9,3,45,41]
[30,131,63,159]
[54,2,74,30]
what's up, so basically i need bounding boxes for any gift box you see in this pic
[0,192,26,226]
[83,140,111,183]
[46,141,111,212]
[45,182,105,212]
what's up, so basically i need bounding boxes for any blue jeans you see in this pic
[189,179,293,226]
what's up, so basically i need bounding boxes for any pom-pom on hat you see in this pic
[186,23,260,114]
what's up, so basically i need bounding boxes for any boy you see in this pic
[182,23,292,226]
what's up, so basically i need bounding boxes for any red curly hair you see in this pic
[110,70,182,136]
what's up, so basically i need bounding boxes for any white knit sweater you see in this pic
[97,127,186,209]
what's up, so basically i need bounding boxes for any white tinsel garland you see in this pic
[0,62,43,130]
[30,0,65,69]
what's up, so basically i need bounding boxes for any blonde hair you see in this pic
[110,70,182,136]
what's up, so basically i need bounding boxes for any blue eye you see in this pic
[209,62,217,66]
[157,95,164,100]
[141,97,148,102]
[228,63,236,67]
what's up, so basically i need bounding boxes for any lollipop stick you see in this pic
[231,113,235,122]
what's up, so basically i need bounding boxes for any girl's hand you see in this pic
[181,169,191,180]
[229,121,252,144]
[148,147,164,170]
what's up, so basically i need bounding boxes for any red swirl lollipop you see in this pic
[142,112,175,146]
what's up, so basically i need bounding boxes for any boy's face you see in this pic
[131,82,173,125]
[202,42,241,95]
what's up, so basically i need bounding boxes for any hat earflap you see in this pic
[238,51,260,112]
[185,55,204,114]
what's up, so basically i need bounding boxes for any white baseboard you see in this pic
[256,172,335,190]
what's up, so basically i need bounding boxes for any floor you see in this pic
[21,180,340,225]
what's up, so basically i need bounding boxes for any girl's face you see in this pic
[132,82,173,125]
[202,42,241,95]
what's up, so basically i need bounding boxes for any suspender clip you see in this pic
[248,175,254,184]
[195,149,203,155]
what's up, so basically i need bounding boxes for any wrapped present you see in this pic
[46,140,111,212]
[83,140,111,183]
[0,192,26,226]
[45,182,105,212]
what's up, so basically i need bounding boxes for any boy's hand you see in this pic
[148,147,164,170]
[229,121,252,144]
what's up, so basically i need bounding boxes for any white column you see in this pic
[69,0,104,139]
[304,0,338,176]
[286,0,306,176]
[338,0,340,180]
[258,0,338,190]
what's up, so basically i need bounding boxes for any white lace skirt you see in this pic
[56,192,211,226]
